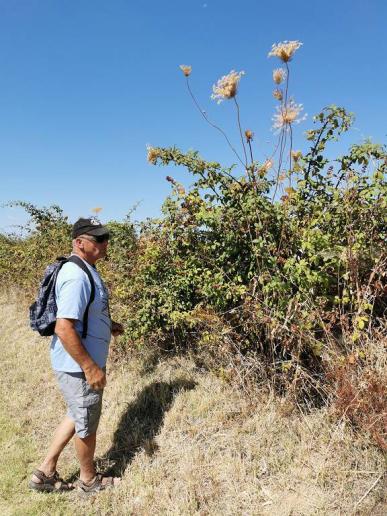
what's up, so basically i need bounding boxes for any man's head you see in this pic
[72,218,110,264]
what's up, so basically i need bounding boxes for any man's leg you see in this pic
[74,431,121,488]
[74,432,97,484]
[31,415,75,483]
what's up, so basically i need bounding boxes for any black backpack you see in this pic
[29,255,95,338]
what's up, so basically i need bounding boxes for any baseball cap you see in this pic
[72,218,110,239]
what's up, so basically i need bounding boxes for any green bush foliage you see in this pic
[134,115,386,395]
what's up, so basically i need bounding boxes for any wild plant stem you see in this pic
[284,63,290,106]
[272,129,287,201]
[233,97,248,171]
[248,140,254,164]
[289,125,293,187]
[186,78,245,168]
[272,65,291,201]
[306,120,329,180]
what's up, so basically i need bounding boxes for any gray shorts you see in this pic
[54,370,104,438]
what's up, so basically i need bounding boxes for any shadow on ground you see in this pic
[98,378,197,477]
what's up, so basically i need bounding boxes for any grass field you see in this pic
[0,294,385,515]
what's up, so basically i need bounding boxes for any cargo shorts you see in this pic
[54,369,105,438]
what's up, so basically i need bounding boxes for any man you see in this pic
[30,218,123,493]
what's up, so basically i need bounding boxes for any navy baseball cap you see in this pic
[72,218,110,239]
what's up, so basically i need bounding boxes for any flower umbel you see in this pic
[272,100,306,132]
[245,129,254,142]
[179,65,192,77]
[273,68,286,84]
[147,145,161,164]
[291,150,302,161]
[268,41,303,62]
[211,70,245,104]
[273,89,283,101]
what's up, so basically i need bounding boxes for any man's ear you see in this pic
[74,238,84,250]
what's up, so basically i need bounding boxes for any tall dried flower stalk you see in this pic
[267,39,305,202]
[179,66,245,168]
[172,40,306,190]
[210,70,248,168]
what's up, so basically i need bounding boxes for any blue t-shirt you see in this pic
[50,256,112,372]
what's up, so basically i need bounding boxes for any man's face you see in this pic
[76,234,109,262]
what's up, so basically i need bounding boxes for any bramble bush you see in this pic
[1,41,385,447]
[139,43,386,408]
[0,202,137,306]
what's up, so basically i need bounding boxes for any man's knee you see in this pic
[75,430,97,442]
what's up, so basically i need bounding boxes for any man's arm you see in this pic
[55,318,106,390]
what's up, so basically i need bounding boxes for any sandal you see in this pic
[74,473,119,493]
[29,469,73,493]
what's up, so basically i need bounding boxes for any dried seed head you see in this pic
[268,40,303,62]
[211,70,245,104]
[179,65,192,77]
[273,68,286,84]
[166,175,176,185]
[272,100,307,132]
[245,129,254,142]
[147,145,160,164]
[273,89,283,101]
[291,150,302,161]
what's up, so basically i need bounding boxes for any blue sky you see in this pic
[0,0,386,232]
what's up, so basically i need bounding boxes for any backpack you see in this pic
[29,255,95,338]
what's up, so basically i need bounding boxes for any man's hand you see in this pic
[111,321,124,337]
[83,364,106,390]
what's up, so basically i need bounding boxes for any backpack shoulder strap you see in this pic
[67,255,96,339]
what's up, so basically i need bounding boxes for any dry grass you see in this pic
[0,293,385,515]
